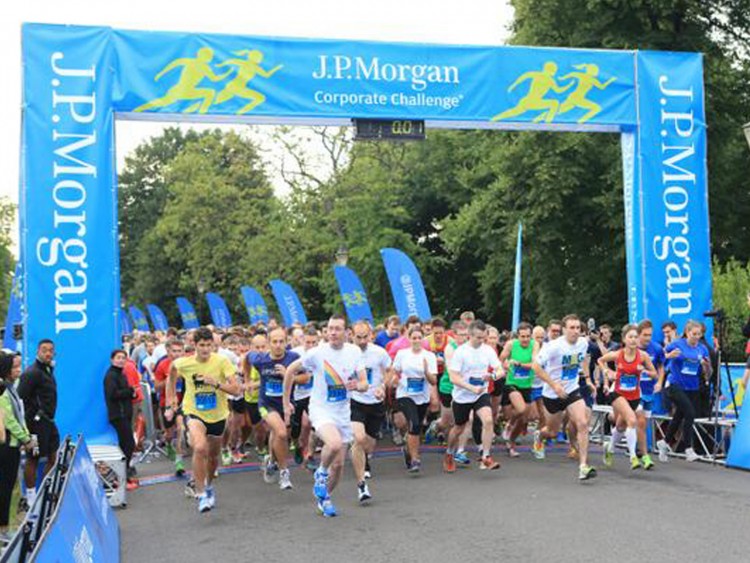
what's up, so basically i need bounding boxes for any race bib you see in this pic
[176,379,184,393]
[561,367,578,381]
[298,378,313,391]
[326,385,347,403]
[468,377,485,387]
[265,379,283,397]
[514,366,531,379]
[195,391,217,411]
[619,375,638,391]
[407,377,425,394]
[683,360,699,376]
[365,368,373,385]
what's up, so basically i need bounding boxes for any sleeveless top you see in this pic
[506,339,534,389]
[614,349,642,401]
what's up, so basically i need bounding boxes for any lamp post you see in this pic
[197,278,206,324]
[335,245,349,267]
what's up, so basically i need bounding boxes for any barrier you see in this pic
[136,381,168,464]
[0,436,119,563]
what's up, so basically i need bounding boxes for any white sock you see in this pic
[457,448,465,455]
[483,449,491,458]
[26,487,36,505]
[611,428,624,449]
[625,427,637,458]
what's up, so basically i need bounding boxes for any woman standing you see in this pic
[0,351,33,542]
[104,349,138,489]
[656,320,712,462]
[598,325,656,469]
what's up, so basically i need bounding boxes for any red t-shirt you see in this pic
[124,359,144,404]
[153,357,172,408]
[614,349,642,401]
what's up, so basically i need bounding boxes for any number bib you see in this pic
[561,367,578,381]
[327,385,347,403]
[407,378,425,394]
[265,379,283,397]
[514,366,531,379]
[365,368,373,385]
[619,375,638,392]
[298,378,313,391]
[176,379,184,394]
[683,359,699,376]
[468,377,485,387]
[195,392,217,411]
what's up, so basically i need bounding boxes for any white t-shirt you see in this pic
[448,343,501,404]
[352,343,391,405]
[393,348,437,405]
[292,345,314,401]
[303,343,364,416]
[537,336,589,399]
[217,347,241,400]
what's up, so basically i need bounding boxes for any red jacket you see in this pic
[123,359,144,404]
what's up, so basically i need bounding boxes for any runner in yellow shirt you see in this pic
[167,327,239,513]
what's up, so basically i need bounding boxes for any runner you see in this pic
[350,321,390,502]
[166,327,240,513]
[249,327,299,490]
[442,321,473,465]
[374,316,401,349]
[599,324,657,469]
[635,320,666,469]
[285,314,368,517]
[657,320,712,463]
[531,315,598,480]
[242,333,268,459]
[444,320,503,473]
[424,317,456,445]
[290,326,320,469]
[499,322,539,457]
[389,325,438,473]
[528,325,548,429]
[153,338,186,476]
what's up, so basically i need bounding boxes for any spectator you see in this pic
[374,315,401,349]
[104,349,138,490]
[17,339,58,508]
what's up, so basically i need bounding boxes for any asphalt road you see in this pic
[119,445,750,563]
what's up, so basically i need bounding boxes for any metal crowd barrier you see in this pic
[136,381,168,464]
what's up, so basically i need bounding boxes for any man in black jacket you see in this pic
[17,339,58,507]
[104,350,137,488]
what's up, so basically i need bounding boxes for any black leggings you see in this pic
[665,386,699,450]
[0,443,21,527]
[111,418,135,468]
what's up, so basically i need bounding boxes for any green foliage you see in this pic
[712,259,750,361]
[0,197,16,321]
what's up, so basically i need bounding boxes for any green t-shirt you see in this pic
[506,339,534,389]
[438,340,459,395]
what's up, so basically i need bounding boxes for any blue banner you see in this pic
[176,296,200,329]
[333,265,374,324]
[22,25,119,444]
[146,304,170,331]
[119,308,132,336]
[240,286,270,325]
[636,52,712,338]
[380,248,432,322]
[3,263,22,352]
[511,223,522,331]
[128,306,150,332]
[31,438,120,562]
[269,280,308,326]
[205,292,232,328]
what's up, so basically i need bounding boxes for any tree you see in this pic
[0,197,16,321]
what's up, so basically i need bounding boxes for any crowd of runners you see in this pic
[118,311,716,518]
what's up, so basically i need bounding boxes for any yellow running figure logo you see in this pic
[491,62,616,124]
[342,291,368,308]
[134,47,282,114]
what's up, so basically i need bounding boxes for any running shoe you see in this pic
[198,493,212,513]
[424,420,439,444]
[501,425,511,442]
[603,441,614,467]
[184,479,197,498]
[656,439,670,463]
[684,447,699,462]
[317,498,337,517]
[392,430,404,446]
[358,481,372,503]
[205,485,216,508]
[231,451,244,464]
[262,455,279,484]
[578,465,597,481]
[642,454,655,470]
[480,456,501,470]
[175,458,186,477]
[305,456,319,472]
[454,451,471,465]
[292,443,304,465]
[126,478,139,491]
[364,458,372,480]
[165,442,176,461]
[279,468,293,490]
[506,444,520,458]
[407,459,422,473]
[221,449,232,466]
[313,467,329,501]
[533,430,545,460]
[402,446,412,469]
[630,455,641,470]
[443,453,457,473]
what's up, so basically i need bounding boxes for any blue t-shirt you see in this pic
[638,341,665,397]
[665,339,709,391]
[249,350,300,405]
[374,330,399,349]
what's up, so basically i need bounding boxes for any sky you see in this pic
[0,0,514,212]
